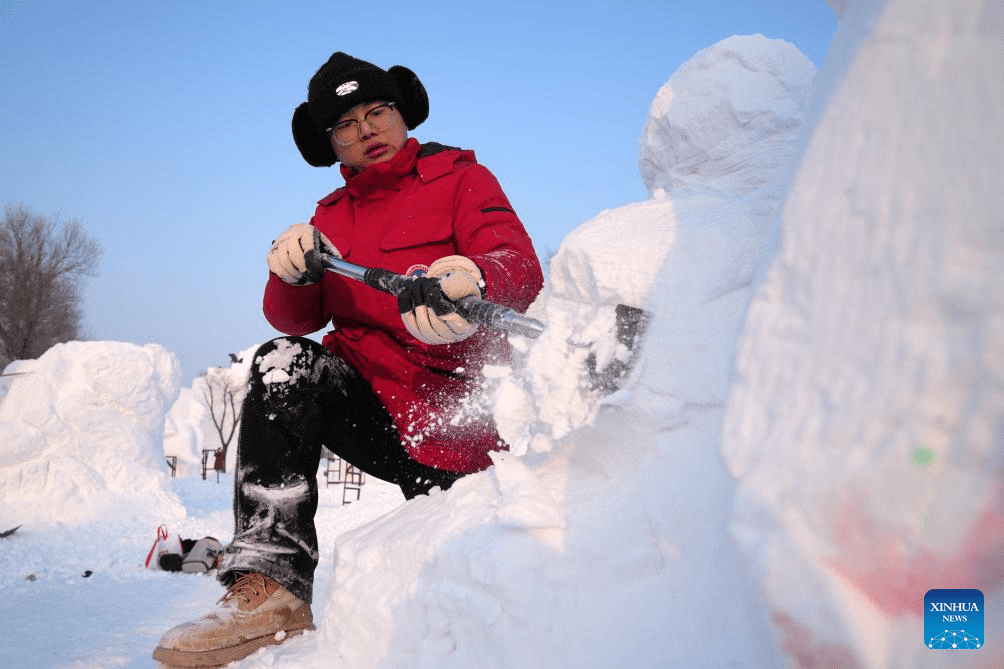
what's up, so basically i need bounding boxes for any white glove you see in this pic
[266,224,339,285]
[400,255,484,345]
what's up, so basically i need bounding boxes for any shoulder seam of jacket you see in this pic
[418,141,464,157]
[317,188,347,207]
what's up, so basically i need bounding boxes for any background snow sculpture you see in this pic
[0,341,184,524]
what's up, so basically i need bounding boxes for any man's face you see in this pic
[331,101,408,172]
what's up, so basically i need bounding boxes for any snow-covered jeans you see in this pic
[217,336,463,604]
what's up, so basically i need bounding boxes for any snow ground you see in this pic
[0,471,407,668]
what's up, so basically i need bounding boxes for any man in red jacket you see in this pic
[153,52,543,668]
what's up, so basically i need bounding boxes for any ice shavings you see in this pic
[241,477,312,506]
[234,478,319,562]
[257,338,302,385]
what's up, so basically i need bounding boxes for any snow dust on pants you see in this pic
[217,336,463,604]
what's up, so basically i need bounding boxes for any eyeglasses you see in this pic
[326,102,398,146]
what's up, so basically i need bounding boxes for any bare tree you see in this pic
[0,202,102,369]
[200,362,248,471]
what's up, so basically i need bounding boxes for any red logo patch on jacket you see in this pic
[406,263,430,277]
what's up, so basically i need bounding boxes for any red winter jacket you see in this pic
[263,139,543,473]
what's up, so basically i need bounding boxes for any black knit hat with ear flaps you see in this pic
[291,52,429,167]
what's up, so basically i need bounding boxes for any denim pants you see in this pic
[217,336,463,604]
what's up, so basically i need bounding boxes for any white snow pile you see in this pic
[0,341,185,524]
[1,0,1002,666]
[721,0,1004,665]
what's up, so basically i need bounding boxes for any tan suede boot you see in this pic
[153,572,314,668]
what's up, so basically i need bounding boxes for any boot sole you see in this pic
[152,608,314,668]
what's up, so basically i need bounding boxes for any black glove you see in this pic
[398,276,477,344]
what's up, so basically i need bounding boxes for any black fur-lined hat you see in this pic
[291,52,429,167]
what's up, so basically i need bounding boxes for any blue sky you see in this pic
[1,1,836,381]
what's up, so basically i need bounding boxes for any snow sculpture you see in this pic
[722,0,1004,665]
[639,34,815,198]
[0,341,184,524]
[497,34,816,452]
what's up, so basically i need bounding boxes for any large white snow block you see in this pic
[0,341,185,524]
[722,0,1004,666]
